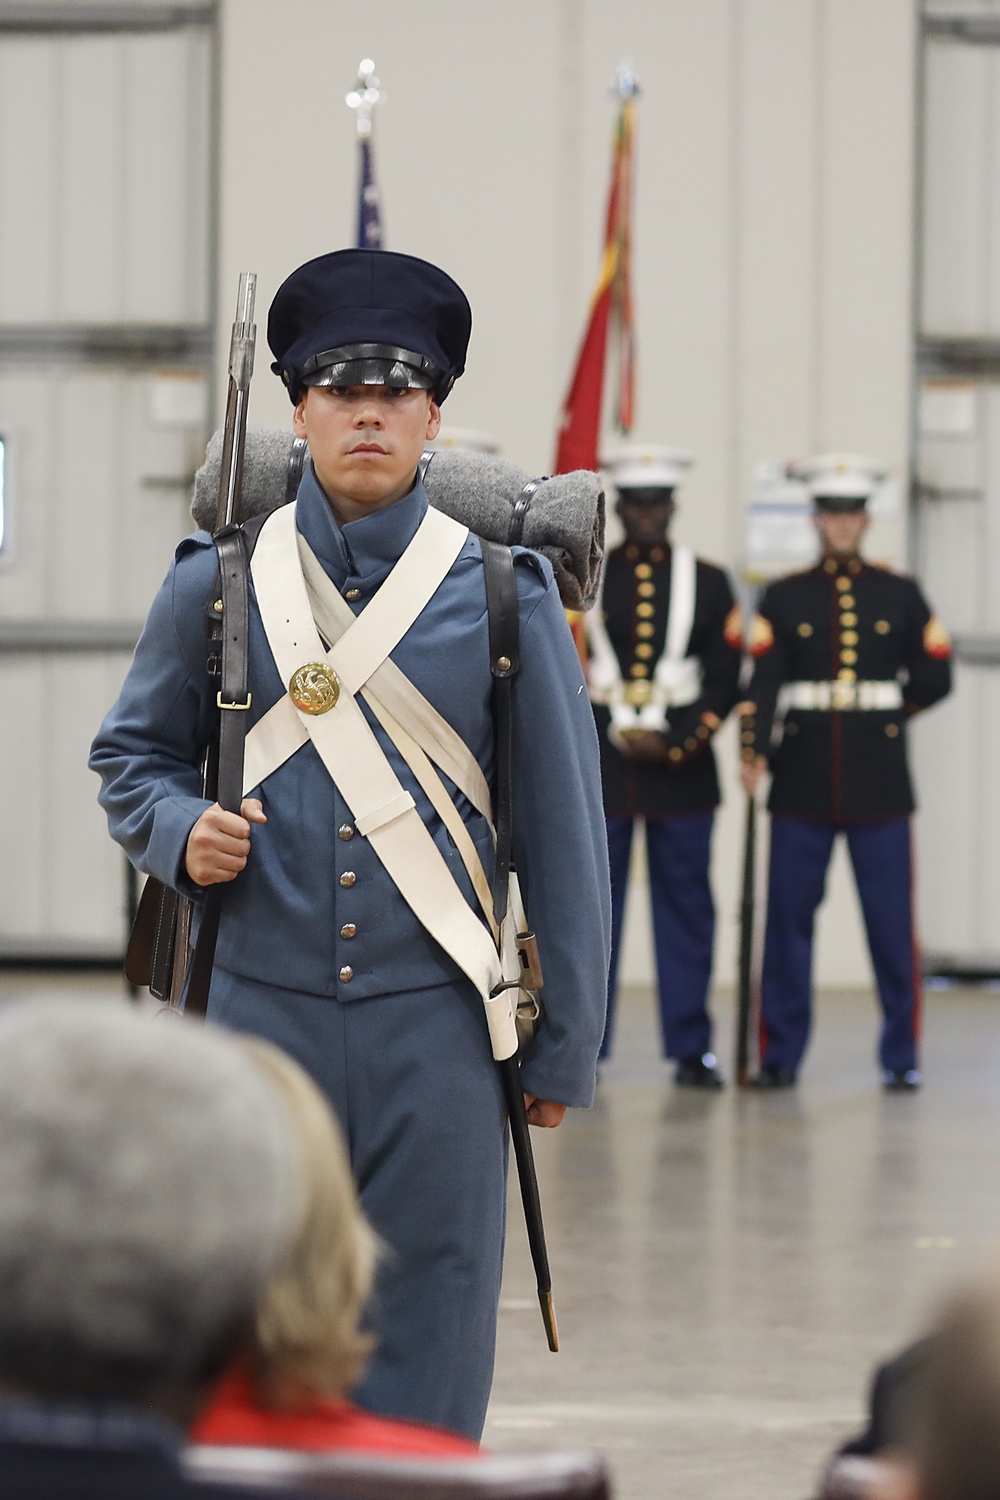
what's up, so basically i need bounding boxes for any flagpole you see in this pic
[346,58,386,249]
[553,62,639,476]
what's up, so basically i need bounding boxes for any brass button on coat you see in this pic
[637,582,656,599]
[885,723,900,738]
[340,871,356,888]
[345,588,361,601]
[635,563,653,580]
[339,966,354,983]
[797,622,813,637]
[338,824,355,841]
[637,602,655,619]
[341,923,357,939]
[289,662,340,715]
[841,631,859,646]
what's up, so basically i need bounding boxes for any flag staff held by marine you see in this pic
[555,61,638,478]
[562,68,744,1086]
[346,58,385,249]
[555,62,639,665]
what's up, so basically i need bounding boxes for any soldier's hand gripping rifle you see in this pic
[124,273,257,1012]
[734,791,757,1086]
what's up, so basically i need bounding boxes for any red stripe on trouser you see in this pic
[909,818,922,1049]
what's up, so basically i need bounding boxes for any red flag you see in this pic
[554,99,636,475]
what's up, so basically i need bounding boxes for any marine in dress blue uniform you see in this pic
[89,249,611,1440]
[739,455,952,1091]
[585,447,742,1087]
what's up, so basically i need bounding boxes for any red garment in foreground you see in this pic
[191,1366,480,1458]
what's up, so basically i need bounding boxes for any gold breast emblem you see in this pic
[289,662,340,715]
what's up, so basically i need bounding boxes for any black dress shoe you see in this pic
[749,1065,797,1089]
[675,1053,725,1089]
[883,1069,921,1092]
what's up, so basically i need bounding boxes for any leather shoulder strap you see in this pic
[481,539,520,926]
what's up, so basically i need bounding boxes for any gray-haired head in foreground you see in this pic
[0,1000,297,1400]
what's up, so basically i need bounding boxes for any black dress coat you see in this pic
[590,541,742,818]
[740,557,952,821]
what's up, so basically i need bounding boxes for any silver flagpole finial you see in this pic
[611,61,640,101]
[346,57,386,139]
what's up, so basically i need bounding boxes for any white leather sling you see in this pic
[244,531,499,932]
[585,544,702,737]
[249,500,519,1060]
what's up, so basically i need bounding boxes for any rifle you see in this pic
[734,792,757,1086]
[125,272,257,1011]
[182,272,257,1019]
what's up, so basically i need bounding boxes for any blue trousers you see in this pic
[760,816,920,1075]
[206,970,507,1442]
[602,813,716,1061]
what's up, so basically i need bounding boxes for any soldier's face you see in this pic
[617,496,674,544]
[814,508,869,558]
[293,385,441,512]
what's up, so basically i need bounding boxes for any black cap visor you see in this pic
[813,493,869,514]
[299,342,445,394]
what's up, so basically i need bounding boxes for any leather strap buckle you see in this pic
[217,691,253,711]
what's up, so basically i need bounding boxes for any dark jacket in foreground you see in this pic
[741,557,952,822]
[591,542,742,817]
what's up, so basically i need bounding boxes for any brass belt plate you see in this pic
[289,662,340,715]
[622,680,653,707]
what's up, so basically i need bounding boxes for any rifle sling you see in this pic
[184,524,252,1020]
[480,538,520,928]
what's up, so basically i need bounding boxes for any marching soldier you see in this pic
[90,249,611,1439]
[586,446,742,1086]
[740,455,952,1090]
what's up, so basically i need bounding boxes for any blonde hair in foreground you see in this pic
[236,1036,377,1405]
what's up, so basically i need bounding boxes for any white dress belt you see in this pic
[781,680,903,712]
[585,544,702,736]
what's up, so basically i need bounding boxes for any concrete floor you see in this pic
[488,981,1000,1500]
[3,971,1000,1500]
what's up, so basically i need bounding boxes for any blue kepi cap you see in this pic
[267,248,472,404]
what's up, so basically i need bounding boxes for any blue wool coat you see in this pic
[90,464,611,1437]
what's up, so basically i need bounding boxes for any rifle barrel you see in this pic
[216,272,257,533]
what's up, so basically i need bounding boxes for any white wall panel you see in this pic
[913,379,1000,960]
[734,1,820,476]
[818,0,914,502]
[0,16,214,958]
[0,29,211,323]
[921,42,1000,336]
[0,652,134,951]
[0,367,199,620]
